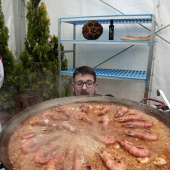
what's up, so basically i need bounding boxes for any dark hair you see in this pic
[73,66,96,82]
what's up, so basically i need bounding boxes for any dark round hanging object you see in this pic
[82,20,103,40]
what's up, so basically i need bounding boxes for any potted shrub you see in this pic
[17,0,71,101]
[0,0,17,113]
[0,0,18,124]
[0,0,71,115]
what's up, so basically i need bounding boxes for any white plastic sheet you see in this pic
[1,0,16,58]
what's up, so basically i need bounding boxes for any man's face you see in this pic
[72,73,98,96]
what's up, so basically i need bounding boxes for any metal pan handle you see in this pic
[140,98,166,109]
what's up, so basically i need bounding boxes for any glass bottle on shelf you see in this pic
[109,19,114,40]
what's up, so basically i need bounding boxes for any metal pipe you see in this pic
[157,90,170,109]
[58,18,62,97]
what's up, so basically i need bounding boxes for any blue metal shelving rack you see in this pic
[58,14,155,98]
[61,68,147,81]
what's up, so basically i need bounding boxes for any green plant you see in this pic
[0,0,71,113]
[17,0,70,100]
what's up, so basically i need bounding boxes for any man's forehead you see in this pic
[75,73,94,81]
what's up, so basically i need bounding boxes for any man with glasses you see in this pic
[72,66,98,96]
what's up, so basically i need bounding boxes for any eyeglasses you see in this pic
[74,81,95,88]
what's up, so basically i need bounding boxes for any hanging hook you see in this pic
[156,0,163,28]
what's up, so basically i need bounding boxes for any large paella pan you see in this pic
[0,96,170,170]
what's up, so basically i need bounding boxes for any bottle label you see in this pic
[109,26,114,40]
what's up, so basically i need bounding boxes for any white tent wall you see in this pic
[2,0,170,104]
[152,0,170,104]
[1,0,26,59]
[1,0,16,57]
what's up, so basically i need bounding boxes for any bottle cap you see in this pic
[110,19,113,25]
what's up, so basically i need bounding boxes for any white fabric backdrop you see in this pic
[1,0,16,56]
[2,0,170,105]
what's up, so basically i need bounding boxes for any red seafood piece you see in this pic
[79,103,90,113]
[30,119,62,129]
[115,113,143,122]
[91,133,117,145]
[20,127,55,139]
[85,165,97,170]
[117,139,150,157]
[46,148,68,170]
[114,107,129,118]
[55,106,70,117]
[125,129,158,141]
[98,106,111,115]
[40,126,57,131]
[41,135,61,147]
[74,147,84,170]
[21,138,40,154]
[43,110,68,120]
[98,115,110,129]
[20,130,36,139]
[61,121,77,132]
[75,111,92,124]
[65,163,73,170]
[122,120,153,128]
[100,150,126,170]
[30,119,50,126]
[34,144,60,164]
[21,135,60,154]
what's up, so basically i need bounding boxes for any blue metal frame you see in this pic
[61,68,146,81]
[58,14,155,97]
[58,14,153,25]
